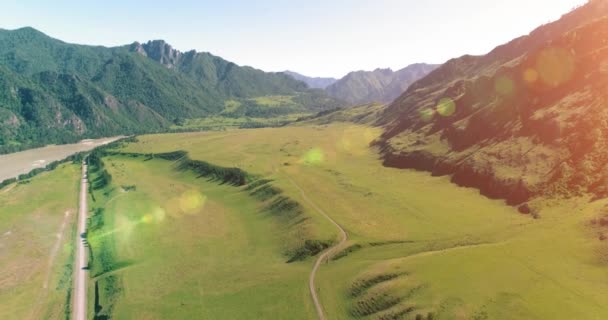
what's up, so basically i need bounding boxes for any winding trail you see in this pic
[73,162,88,320]
[285,176,347,320]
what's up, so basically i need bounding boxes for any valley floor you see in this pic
[0,164,80,319]
[115,123,608,320]
[2,123,607,320]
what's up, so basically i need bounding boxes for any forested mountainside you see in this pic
[0,28,344,153]
[376,0,608,205]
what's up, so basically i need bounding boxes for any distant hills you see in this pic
[283,71,337,89]
[0,28,344,153]
[324,64,438,105]
[285,64,438,106]
[376,0,608,204]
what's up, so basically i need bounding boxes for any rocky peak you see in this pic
[129,42,147,56]
[131,40,183,68]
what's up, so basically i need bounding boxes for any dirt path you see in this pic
[26,210,74,320]
[0,184,16,194]
[73,162,88,320]
[45,210,73,289]
[285,176,347,320]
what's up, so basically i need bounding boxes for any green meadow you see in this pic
[117,123,608,319]
[172,114,307,131]
[0,164,80,320]
[86,155,319,319]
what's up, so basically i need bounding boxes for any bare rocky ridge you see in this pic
[131,40,183,68]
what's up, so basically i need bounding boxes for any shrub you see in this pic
[287,240,332,263]
[518,203,531,214]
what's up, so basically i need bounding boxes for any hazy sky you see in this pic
[1,0,587,78]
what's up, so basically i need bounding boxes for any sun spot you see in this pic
[495,75,514,96]
[301,148,325,165]
[536,47,575,87]
[523,68,539,84]
[179,190,206,215]
[363,128,377,142]
[141,214,154,224]
[419,108,435,122]
[436,98,456,117]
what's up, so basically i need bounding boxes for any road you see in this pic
[73,162,88,320]
[285,176,348,320]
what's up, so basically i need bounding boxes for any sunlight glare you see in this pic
[436,98,456,117]
[536,47,575,87]
[495,75,515,95]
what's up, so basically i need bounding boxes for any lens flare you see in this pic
[340,135,353,152]
[179,190,206,215]
[523,68,539,84]
[436,98,456,117]
[536,47,575,87]
[141,214,154,224]
[152,206,166,222]
[301,148,325,165]
[363,128,376,142]
[338,127,376,155]
[140,207,165,224]
[419,108,435,122]
[495,75,514,96]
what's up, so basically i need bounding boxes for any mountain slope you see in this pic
[325,63,438,105]
[283,71,337,89]
[0,28,343,153]
[376,0,608,205]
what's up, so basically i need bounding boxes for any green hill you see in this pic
[376,0,608,205]
[0,28,344,153]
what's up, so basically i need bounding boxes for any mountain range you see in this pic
[285,64,438,106]
[282,71,337,89]
[324,64,438,105]
[376,0,608,205]
[0,28,344,153]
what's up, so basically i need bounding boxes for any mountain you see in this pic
[0,28,343,153]
[376,0,608,205]
[283,71,337,89]
[325,63,438,105]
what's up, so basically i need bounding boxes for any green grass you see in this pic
[172,114,307,131]
[0,164,80,320]
[86,155,320,319]
[250,95,297,107]
[118,123,608,319]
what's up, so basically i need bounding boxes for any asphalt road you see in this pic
[73,162,88,320]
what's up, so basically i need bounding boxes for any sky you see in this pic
[1,0,588,78]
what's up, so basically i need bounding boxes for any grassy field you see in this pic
[117,123,608,319]
[86,155,321,319]
[172,114,307,131]
[0,164,80,320]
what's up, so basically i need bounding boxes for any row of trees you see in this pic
[88,150,112,190]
